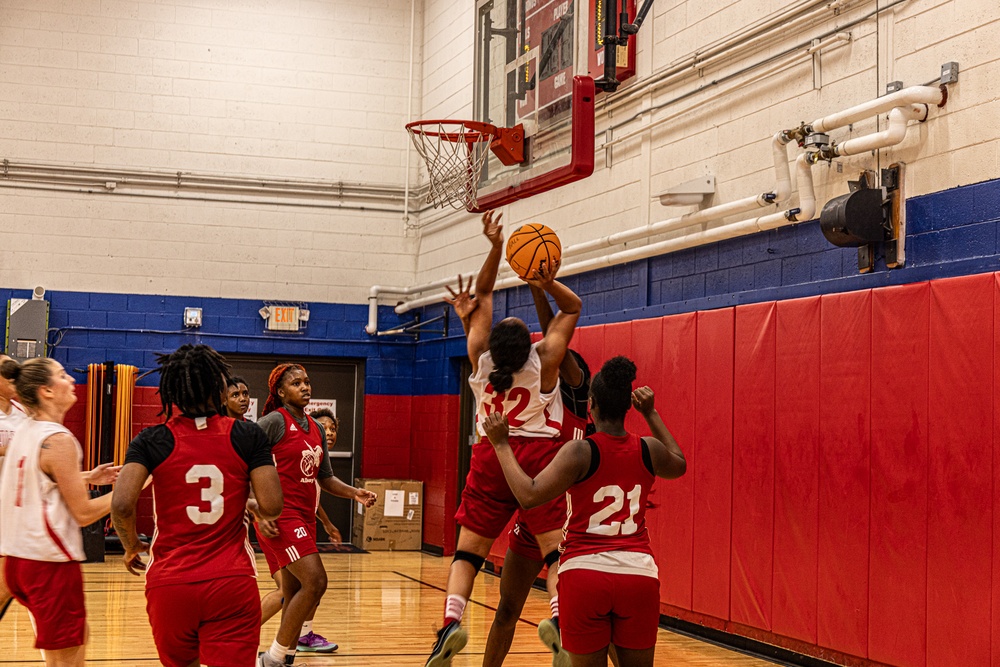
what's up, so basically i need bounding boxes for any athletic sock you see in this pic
[299,620,313,639]
[267,640,286,662]
[549,595,559,620]
[444,594,467,626]
[284,646,297,664]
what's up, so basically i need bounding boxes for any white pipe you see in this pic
[559,132,793,260]
[833,104,927,156]
[811,86,942,133]
[366,273,475,334]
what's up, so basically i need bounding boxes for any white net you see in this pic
[407,121,495,211]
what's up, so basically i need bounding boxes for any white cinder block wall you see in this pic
[1,0,998,302]
[0,0,422,302]
[414,0,1000,288]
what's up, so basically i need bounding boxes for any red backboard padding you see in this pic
[771,297,820,644]
[817,291,871,658]
[869,283,929,667]
[927,275,992,666]
[731,302,776,631]
[691,308,734,620]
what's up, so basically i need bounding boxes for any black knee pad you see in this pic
[544,550,560,567]
[453,550,486,572]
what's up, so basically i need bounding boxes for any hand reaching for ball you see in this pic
[523,257,560,287]
[482,210,503,247]
[445,274,477,322]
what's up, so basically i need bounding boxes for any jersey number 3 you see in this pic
[586,485,641,536]
[186,464,224,525]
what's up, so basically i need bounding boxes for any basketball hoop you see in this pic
[406,120,524,211]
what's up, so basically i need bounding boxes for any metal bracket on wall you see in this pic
[883,162,906,269]
[375,308,450,340]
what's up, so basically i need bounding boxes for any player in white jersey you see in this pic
[427,210,582,667]
[0,353,28,620]
[0,357,118,666]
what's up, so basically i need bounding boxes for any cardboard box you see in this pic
[352,479,423,551]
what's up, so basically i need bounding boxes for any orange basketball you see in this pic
[506,223,562,280]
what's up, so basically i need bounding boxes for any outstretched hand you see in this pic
[482,210,504,247]
[631,386,655,416]
[522,257,560,288]
[355,487,378,508]
[84,463,122,486]
[444,274,478,321]
[482,412,510,447]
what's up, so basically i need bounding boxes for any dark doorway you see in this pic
[225,354,364,542]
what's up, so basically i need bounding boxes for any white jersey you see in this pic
[0,418,86,562]
[0,401,28,468]
[470,343,564,438]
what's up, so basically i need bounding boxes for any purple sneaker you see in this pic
[297,631,338,653]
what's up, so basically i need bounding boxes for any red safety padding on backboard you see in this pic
[927,274,992,666]
[771,297,820,644]
[869,282,929,667]
[817,291,871,658]
[651,313,696,610]
[731,302,776,631]
[691,308,735,620]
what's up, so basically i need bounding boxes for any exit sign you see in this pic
[267,306,300,331]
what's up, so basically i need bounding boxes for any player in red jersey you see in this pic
[254,364,376,667]
[223,376,251,420]
[483,356,687,667]
[427,210,581,667]
[111,345,284,667]
[464,284,592,667]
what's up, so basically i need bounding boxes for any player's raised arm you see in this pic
[466,210,504,372]
[530,285,584,388]
[632,386,687,479]
[482,412,591,509]
[527,260,582,388]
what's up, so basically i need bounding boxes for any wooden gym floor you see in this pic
[0,552,777,666]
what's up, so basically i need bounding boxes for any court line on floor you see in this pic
[392,570,541,628]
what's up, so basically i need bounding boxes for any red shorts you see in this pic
[455,438,567,540]
[256,513,318,573]
[558,568,660,654]
[146,575,261,667]
[507,519,544,561]
[5,557,86,650]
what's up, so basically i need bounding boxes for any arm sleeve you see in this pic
[231,421,275,471]
[123,426,174,472]
[255,412,286,446]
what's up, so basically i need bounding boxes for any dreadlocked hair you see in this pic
[488,318,531,393]
[156,344,231,419]
[263,363,305,416]
[589,355,637,422]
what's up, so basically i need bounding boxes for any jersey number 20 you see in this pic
[186,464,224,525]
[586,485,641,536]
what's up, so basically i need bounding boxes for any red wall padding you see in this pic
[408,394,461,554]
[363,395,413,480]
[772,297,820,644]
[817,291,871,658]
[690,308,734,621]
[927,275,992,666]
[731,302,776,631]
[869,283,928,667]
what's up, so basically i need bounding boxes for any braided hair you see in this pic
[157,344,231,418]
[488,318,531,392]
[589,355,637,422]
[263,363,305,416]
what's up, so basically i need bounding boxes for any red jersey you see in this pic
[560,410,589,443]
[270,408,325,518]
[561,431,655,564]
[134,415,269,588]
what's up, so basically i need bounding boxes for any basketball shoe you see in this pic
[297,631,338,653]
[537,617,571,667]
[425,620,468,667]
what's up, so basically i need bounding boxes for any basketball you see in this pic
[506,223,562,279]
